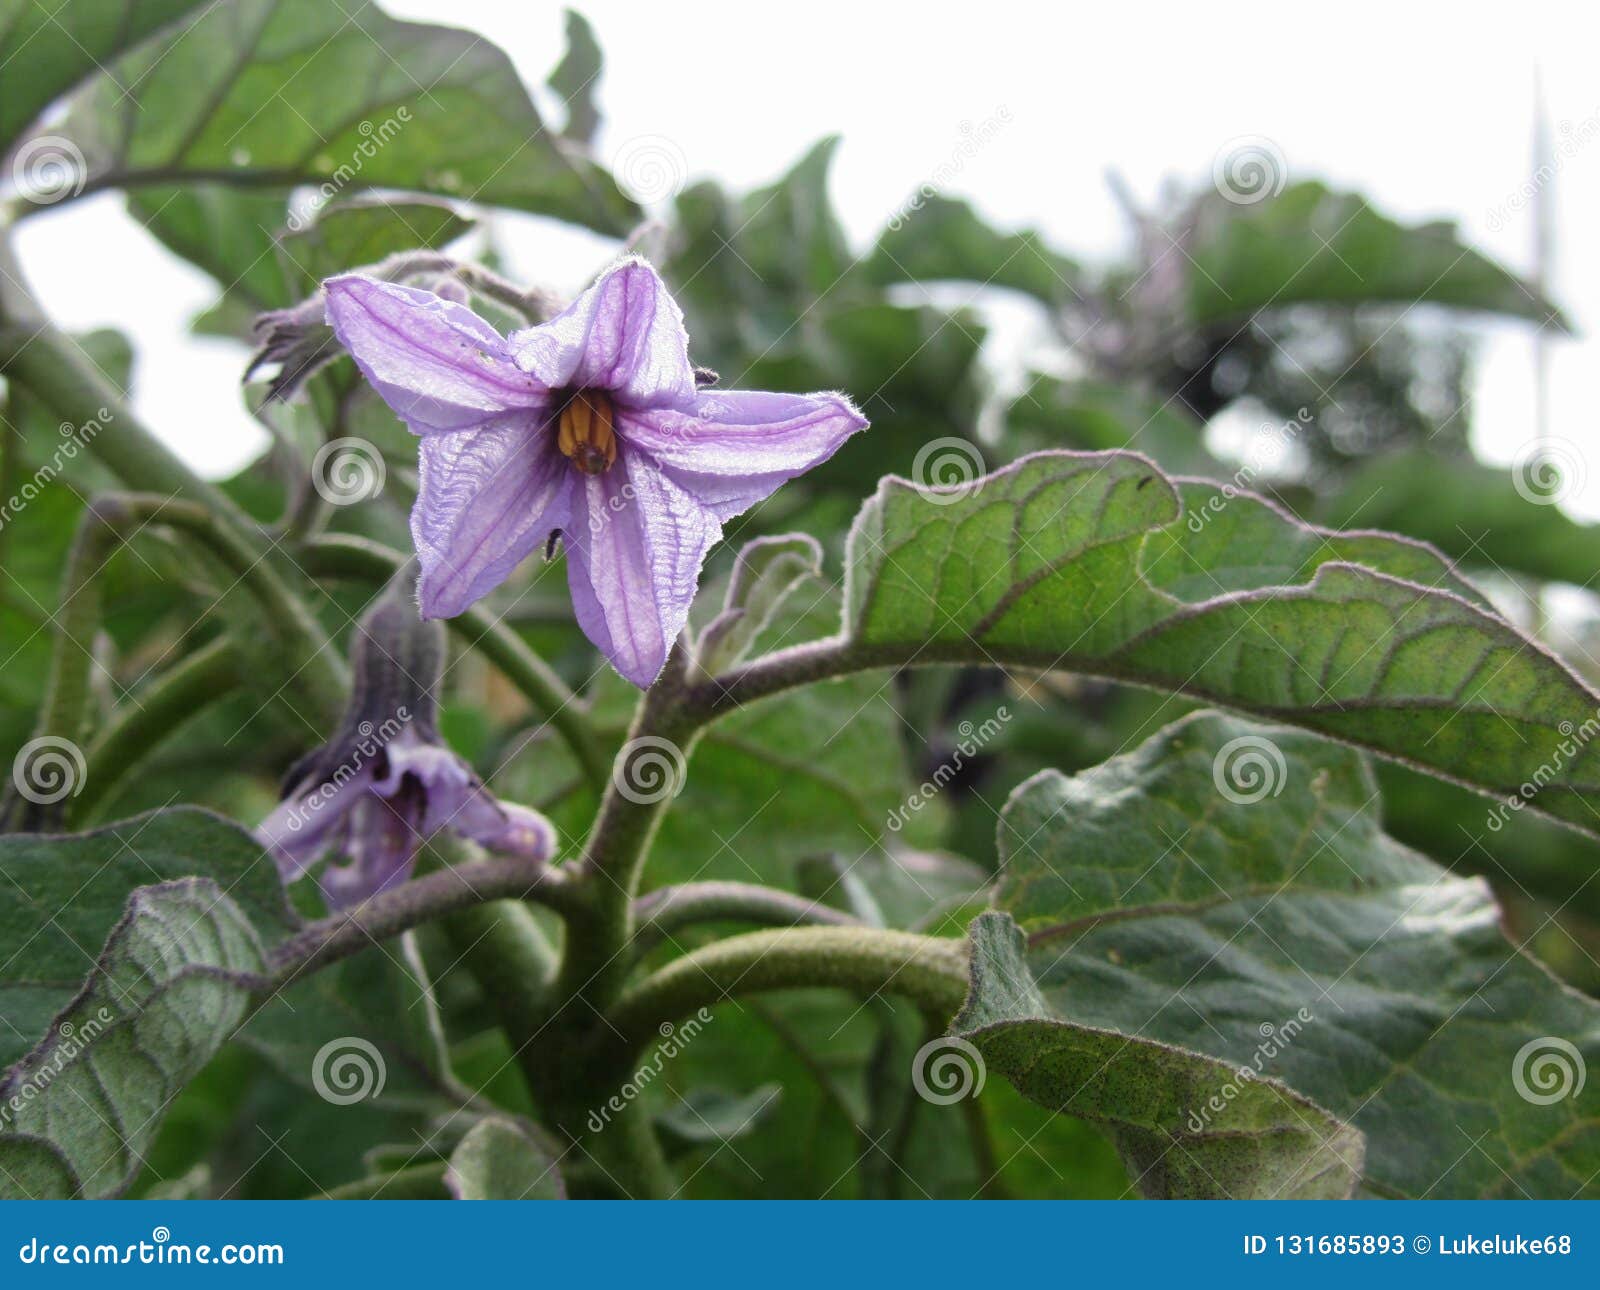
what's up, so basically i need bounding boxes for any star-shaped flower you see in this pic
[323,258,867,686]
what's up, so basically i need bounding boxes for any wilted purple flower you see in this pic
[257,594,555,909]
[322,258,867,687]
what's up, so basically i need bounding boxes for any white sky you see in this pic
[12,0,1600,514]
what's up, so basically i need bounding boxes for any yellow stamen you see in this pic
[557,390,617,475]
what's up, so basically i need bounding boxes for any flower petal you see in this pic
[256,772,367,883]
[413,417,569,619]
[324,274,545,433]
[509,259,696,410]
[474,802,557,862]
[616,389,866,517]
[320,795,419,908]
[377,736,509,842]
[564,458,722,687]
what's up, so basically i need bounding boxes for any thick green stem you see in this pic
[631,881,861,960]
[74,634,243,823]
[297,534,607,790]
[606,926,972,1058]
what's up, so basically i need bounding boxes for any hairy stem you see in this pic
[631,881,861,960]
[270,851,577,986]
[75,635,243,823]
[606,926,971,1058]
[297,534,607,789]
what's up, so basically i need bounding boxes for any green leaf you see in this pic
[0,0,207,152]
[46,0,636,233]
[547,8,602,145]
[956,911,1364,1198]
[0,807,291,1069]
[1184,183,1566,330]
[445,1116,564,1199]
[866,194,1083,307]
[839,449,1600,836]
[990,711,1600,1197]
[0,878,269,1198]
[696,534,822,674]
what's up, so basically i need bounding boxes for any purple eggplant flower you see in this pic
[258,726,555,909]
[322,258,868,687]
[257,593,555,910]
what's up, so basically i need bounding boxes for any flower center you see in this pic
[556,389,617,475]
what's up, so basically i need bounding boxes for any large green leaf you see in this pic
[42,0,635,232]
[0,807,290,1069]
[0,878,268,1198]
[986,711,1600,1197]
[957,912,1364,1198]
[0,0,207,151]
[837,449,1600,836]
[1184,182,1566,330]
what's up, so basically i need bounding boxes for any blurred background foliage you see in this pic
[1,0,1596,1198]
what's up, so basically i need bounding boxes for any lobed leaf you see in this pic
[988,711,1600,1197]
[837,449,1600,836]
